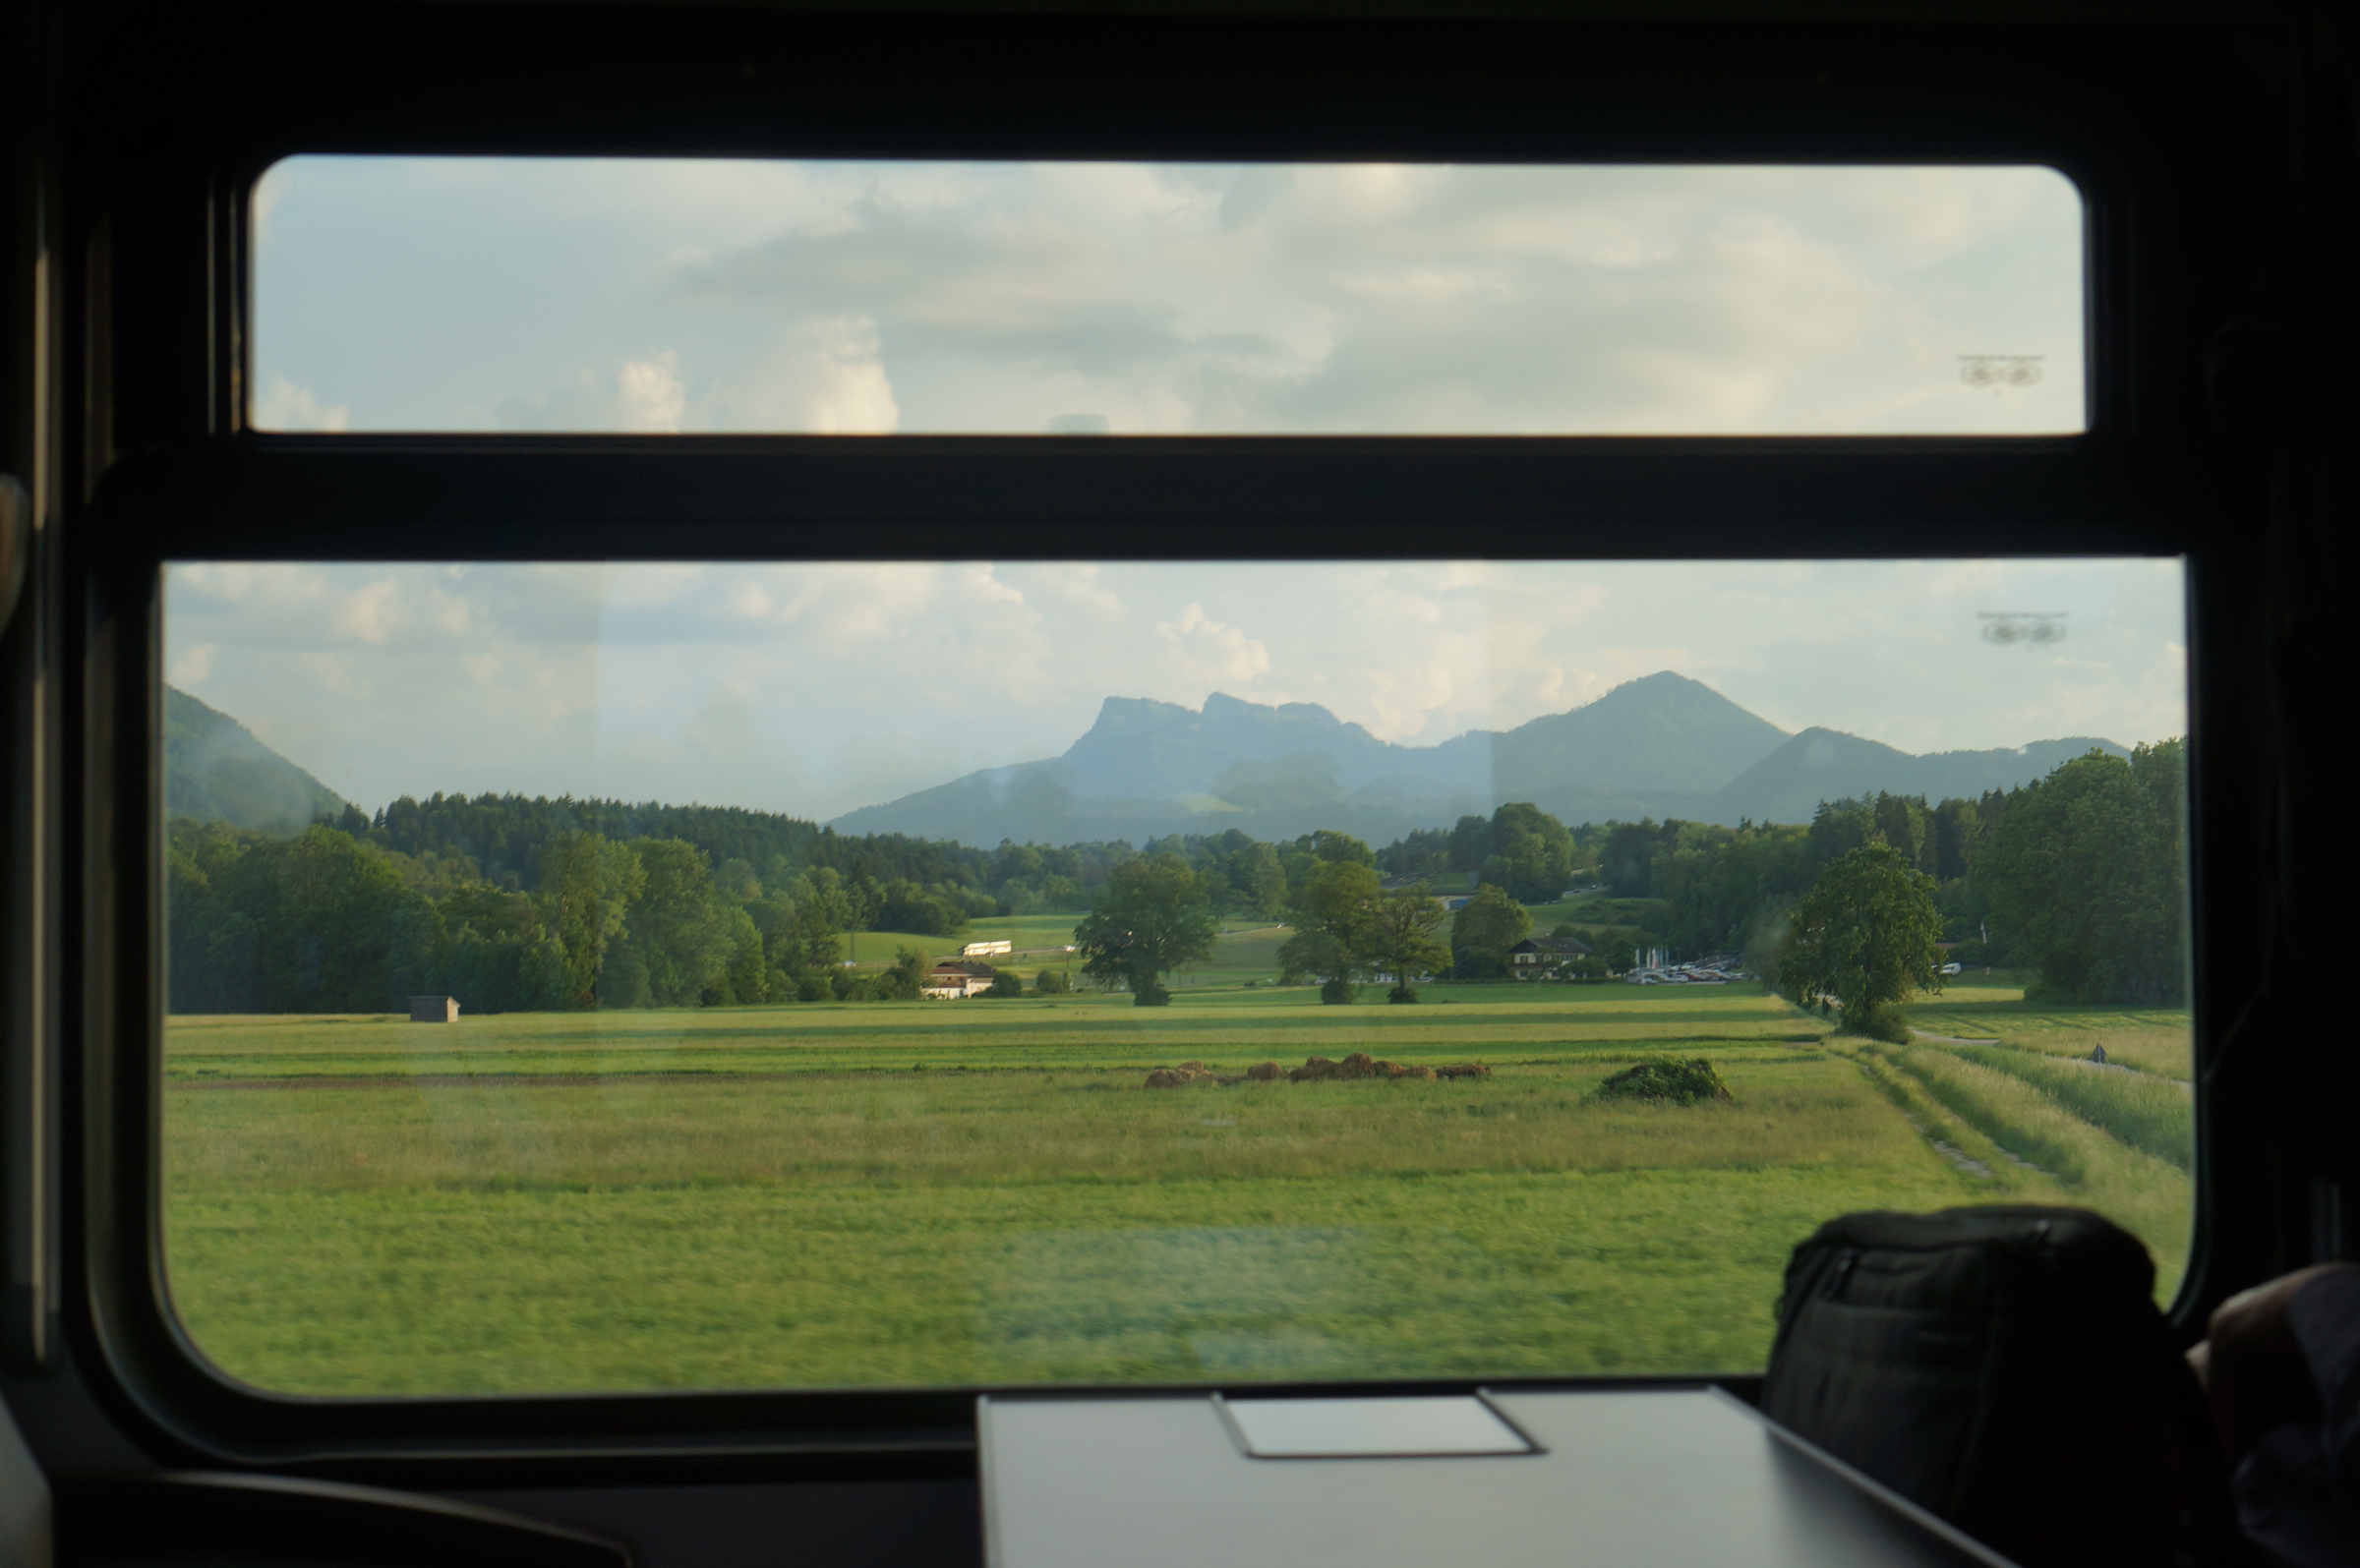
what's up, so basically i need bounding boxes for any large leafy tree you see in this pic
[1073,853,1217,1007]
[1450,882,1532,978]
[1279,859,1384,1003]
[1365,883,1452,1003]
[1777,842,1943,1041]
[1973,741,2186,1004]
[535,832,646,1010]
[170,823,441,1013]
[1482,802,1576,903]
[608,838,738,1008]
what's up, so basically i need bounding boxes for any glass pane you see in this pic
[252,159,2086,436]
[161,558,2187,1395]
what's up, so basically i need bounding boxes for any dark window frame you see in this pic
[50,4,2279,1481]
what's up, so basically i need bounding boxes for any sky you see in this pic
[250,157,2085,436]
[209,158,2144,820]
[164,559,2188,821]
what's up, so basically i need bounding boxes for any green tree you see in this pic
[1777,842,1943,1041]
[875,878,969,937]
[1365,882,1451,1003]
[1305,829,1376,866]
[706,903,773,1006]
[1202,831,1286,918]
[754,867,853,979]
[1481,802,1575,903]
[606,839,737,1008]
[1074,853,1217,1007]
[172,824,442,1013]
[1450,882,1531,979]
[1599,820,1667,899]
[1278,858,1383,1004]
[535,832,646,1010]
[874,947,928,1001]
[1871,792,1931,872]
[1972,742,2186,1004]
[1446,814,1492,872]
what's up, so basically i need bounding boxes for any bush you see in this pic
[1033,967,1072,996]
[1321,977,1358,1005]
[1387,981,1418,1004]
[1841,1000,1915,1043]
[1132,978,1171,1008]
[1595,1058,1734,1106]
[984,968,1025,998]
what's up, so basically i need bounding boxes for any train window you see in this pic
[250,157,2086,436]
[160,555,2190,1396]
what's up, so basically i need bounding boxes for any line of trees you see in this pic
[166,742,2183,1015]
[1592,741,2188,1008]
[169,819,946,1014]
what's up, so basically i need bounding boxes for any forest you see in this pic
[164,741,2185,1015]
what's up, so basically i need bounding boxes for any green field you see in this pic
[162,967,2194,1397]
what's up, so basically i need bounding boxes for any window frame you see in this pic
[50,3,2275,1480]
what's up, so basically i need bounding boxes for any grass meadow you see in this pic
[162,955,2195,1397]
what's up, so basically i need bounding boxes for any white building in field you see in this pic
[962,940,1014,958]
[924,961,998,999]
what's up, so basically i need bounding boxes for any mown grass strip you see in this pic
[1840,1047,2013,1189]
[1944,1044,2192,1172]
[1870,1045,2088,1183]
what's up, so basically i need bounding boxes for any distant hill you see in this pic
[165,686,349,835]
[1698,727,2131,828]
[831,673,2136,843]
[832,672,1789,843]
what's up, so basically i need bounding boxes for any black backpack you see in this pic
[1760,1205,2240,1568]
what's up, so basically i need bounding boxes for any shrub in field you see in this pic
[1595,1059,1734,1106]
[984,968,1025,999]
[1032,967,1072,996]
[1321,977,1358,1005]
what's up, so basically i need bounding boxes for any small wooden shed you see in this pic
[408,995,459,1023]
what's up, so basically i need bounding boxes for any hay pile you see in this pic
[1143,1053,1492,1088]
[1594,1058,1733,1105]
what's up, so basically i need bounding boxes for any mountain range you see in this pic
[830,672,2127,843]
[165,672,2130,846]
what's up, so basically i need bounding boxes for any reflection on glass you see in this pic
[161,558,2187,1394]
[253,159,2086,436]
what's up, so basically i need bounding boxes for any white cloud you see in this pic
[168,643,215,684]
[252,373,349,433]
[255,157,2084,436]
[618,354,686,433]
[1158,603,1270,684]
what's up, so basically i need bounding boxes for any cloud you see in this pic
[1159,603,1270,684]
[252,373,349,432]
[707,316,900,434]
[168,643,215,684]
[161,558,2187,825]
[258,158,2084,436]
[618,354,686,433]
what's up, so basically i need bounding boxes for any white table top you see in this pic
[979,1386,2016,1568]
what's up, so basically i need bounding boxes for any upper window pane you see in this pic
[251,158,2086,436]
